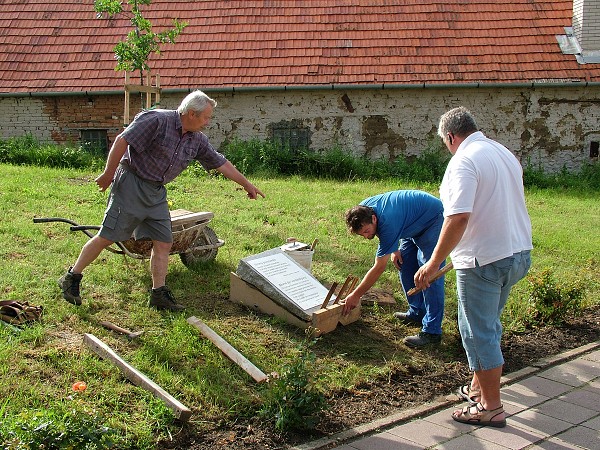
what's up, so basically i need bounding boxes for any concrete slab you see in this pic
[509,409,573,437]
[470,423,545,449]
[557,387,600,412]
[346,431,421,449]
[554,425,600,448]
[501,383,551,408]
[512,375,572,399]
[537,359,599,387]
[433,433,510,449]
[528,436,584,449]
[534,398,597,425]
[387,419,463,447]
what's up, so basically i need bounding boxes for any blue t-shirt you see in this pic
[360,190,443,257]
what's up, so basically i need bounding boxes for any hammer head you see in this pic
[127,330,144,340]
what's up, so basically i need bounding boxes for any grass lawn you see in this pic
[1,163,599,448]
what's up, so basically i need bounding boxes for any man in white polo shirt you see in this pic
[414,107,532,428]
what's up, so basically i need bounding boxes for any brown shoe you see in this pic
[149,286,185,312]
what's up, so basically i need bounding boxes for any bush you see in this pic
[259,339,327,432]
[0,135,104,170]
[525,269,585,327]
[0,406,120,449]
[222,138,450,183]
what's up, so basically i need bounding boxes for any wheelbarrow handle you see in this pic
[33,217,126,255]
[33,217,80,226]
[70,225,101,232]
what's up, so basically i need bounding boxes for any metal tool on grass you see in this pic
[407,262,454,296]
[100,321,144,340]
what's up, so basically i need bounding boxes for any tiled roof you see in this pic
[0,0,598,94]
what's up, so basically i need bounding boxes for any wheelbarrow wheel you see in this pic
[179,226,220,269]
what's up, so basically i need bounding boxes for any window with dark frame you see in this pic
[271,123,310,152]
[80,129,108,154]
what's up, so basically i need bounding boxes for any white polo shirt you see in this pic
[440,131,533,269]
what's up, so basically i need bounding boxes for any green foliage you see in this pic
[0,405,120,449]
[0,135,104,170]
[524,160,600,190]
[222,138,451,183]
[525,269,586,326]
[94,0,187,75]
[259,338,328,432]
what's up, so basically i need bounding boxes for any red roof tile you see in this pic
[0,0,598,94]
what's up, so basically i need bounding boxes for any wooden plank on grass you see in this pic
[186,316,268,383]
[83,333,192,422]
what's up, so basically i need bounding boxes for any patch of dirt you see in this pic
[159,304,600,450]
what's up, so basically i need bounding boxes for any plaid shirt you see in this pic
[121,109,227,184]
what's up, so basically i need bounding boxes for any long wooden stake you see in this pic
[186,317,268,383]
[83,334,192,421]
[407,262,454,296]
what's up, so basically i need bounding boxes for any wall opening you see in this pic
[80,129,109,154]
[270,120,310,152]
[590,141,599,158]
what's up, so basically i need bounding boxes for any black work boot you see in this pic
[403,331,442,348]
[58,268,83,305]
[393,312,422,326]
[149,286,185,312]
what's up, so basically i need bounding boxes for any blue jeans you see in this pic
[398,214,445,335]
[456,250,532,371]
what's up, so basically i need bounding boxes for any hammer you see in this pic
[100,321,144,340]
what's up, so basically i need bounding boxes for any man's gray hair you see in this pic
[438,106,478,138]
[177,90,217,114]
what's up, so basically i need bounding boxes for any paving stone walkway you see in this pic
[294,341,600,450]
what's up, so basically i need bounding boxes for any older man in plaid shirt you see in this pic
[59,90,264,311]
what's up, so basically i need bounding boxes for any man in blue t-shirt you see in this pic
[343,190,446,347]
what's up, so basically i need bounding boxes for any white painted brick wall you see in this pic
[2,85,599,173]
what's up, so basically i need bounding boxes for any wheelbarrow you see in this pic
[33,209,224,268]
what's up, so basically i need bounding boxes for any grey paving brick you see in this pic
[509,408,573,437]
[433,433,510,449]
[537,359,599,387]
[513,375,572,399]
[387,419,462,447]
[582,379,600,396]
[470,423,546,450]
[347,431,421,450]
[528,436,585,449]
[535,398,597,425]
[581,414,600,431]
[502,400,528,417]
[554,425,600,449]
[558,387,600,412]
[582,349,600,363]
[501,383,551,408]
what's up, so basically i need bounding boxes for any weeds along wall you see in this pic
[0,84,598,172]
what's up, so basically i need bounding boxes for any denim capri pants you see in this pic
[456,250,531,371]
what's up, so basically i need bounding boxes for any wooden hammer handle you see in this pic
[100,320,133,336]
[407,262,454,296]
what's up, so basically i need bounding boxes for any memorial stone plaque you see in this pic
[236,248,334,321]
